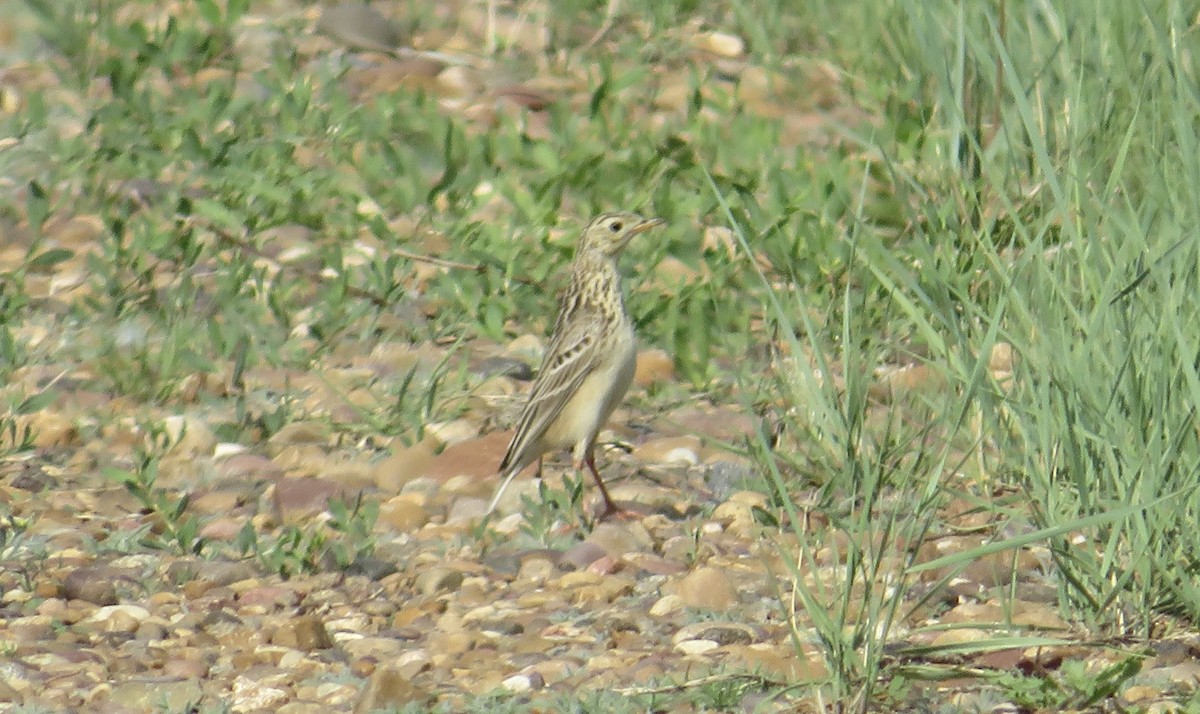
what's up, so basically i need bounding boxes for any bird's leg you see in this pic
[584,450,621,519]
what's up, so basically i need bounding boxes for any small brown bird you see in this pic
[488,212,665,517]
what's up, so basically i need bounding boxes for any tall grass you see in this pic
[739,0,1200,707]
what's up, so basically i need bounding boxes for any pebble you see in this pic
[634,348,675,386]
[86,605,150,633]
[695,30,745,57]
[704,460,754,498]
[501,673,533,693]
[108,679,205,712]
[414,567,464,596]
[672,621,757,646]
[425,418,478,447]
[271,615,335,651]
[584,521,653,557]
[506,334,544,362]
[61,566,120,605]
[559,542,607,571]
[378,495,429,532]
[674,639,720,655]
[649,594,685,616]
[632,435,703,465]
[673,567,739,609]
[374,438,437,490]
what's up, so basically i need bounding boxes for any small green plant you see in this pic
[103,427,205,556]
[0,510,32,562]
[991,656,1141,711]
[326,493,379,569]
[0,387,51,457]
[235,495,379,578]
[238,522,327,580]
[518,471,590,546]
[691,672,765,710]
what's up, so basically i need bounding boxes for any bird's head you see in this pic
[577,212,664,258]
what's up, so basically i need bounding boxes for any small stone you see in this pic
[702,226,738,257]
[47,214,103,247]
[356,666,430,713]
[394,649,431,680]
[135,621,168,641]
[231,675,289,712]
[414,567,464,596]
[23,411,77,447]
[268,420,331,448]
[10,464,55,492]
[871,363,946,402]
[109,679,205,712]
[378,495,429,532]
[695,31,744,57]
[61,566,119,605]
[634,349,674,386]
[649,594,685,616]
[730,643,828,682]
[215,451,282,479]
[446,497,488,523]
[437,65,484,98]
[517,555,556,583]
[608,483,683,513]
[283,615,334,650]
[501,674,532,693]
[345,556,398,581]
[163,658,209,679]
[704,460,753,499]
[673,622,756,646]
[989,341,1015,372]
[171,559,256,587]
[317,2,406,52]
[587,555,620,575]
[673,567,738,610]
[426,431,511,482]
[199,516,245,541]
[560,542,607,571]
[160,414,217,457]
[272,477,353,522]
[584,521,654,557]
[674,639,720,655]
[623,553,686,576]
[1121,686,1159,705]
[572,576,635,604]
[931,628,991,648]
[87,604,150,633]
[426,418,478,447]
[375,437,437,491]
[506,334,545,362]
[632,435,703,465]
[191,490,240,515]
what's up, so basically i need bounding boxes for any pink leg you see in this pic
[584,449,621,519]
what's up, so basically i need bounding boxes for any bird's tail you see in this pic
[486,466,523,514]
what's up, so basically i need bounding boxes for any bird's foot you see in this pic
[591,498,654,522]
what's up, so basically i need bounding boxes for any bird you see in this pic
[487,212,665,518]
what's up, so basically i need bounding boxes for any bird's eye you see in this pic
[610,221,623,232]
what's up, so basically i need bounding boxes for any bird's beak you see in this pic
[630,217,665,235]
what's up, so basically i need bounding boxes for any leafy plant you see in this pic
[103,428,205,556]
[518,471,591,546]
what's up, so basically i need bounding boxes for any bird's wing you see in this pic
[498,309,604,475]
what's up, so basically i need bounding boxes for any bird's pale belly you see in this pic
[543,336,636,455]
